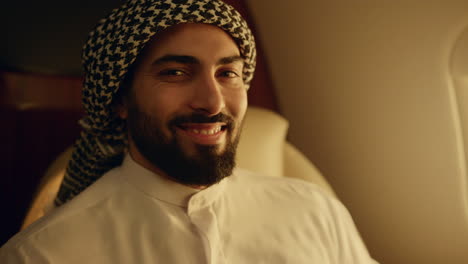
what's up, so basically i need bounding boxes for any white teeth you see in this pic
[189,127,221,135]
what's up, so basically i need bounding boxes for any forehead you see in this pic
[138,23,241,64]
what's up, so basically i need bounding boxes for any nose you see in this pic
[189,74,225,115]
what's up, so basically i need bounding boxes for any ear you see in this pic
[115,99,129,120]
[118,106,129,119]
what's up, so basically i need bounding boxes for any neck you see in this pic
[127,143,208,190]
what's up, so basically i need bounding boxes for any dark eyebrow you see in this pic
[152,55,199,66]
[217,55,244,66]
[151,54,243,66]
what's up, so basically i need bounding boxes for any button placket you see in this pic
[188,198,226,264]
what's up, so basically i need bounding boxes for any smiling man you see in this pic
[0,0,378,263]
[122,23,247,187]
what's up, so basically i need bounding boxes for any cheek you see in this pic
[225,88,248,121]
[136,83,188,119]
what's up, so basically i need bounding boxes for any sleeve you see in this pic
[0,238,51,264]
[287,180,380,263]
[0,243,28,263]
[327,197,380,264]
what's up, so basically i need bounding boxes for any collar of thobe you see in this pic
[119,154,228,209]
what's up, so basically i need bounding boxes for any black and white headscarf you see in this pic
[55,0,256,205]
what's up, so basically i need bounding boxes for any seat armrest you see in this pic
[21,147,71,229]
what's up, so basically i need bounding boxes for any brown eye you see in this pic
[157,68,191,82]
[218,70,240,78]
[160,69,185,76]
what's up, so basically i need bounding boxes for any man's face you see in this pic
[120,23,248,187]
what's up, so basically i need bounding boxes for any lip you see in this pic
[176,122,227,145]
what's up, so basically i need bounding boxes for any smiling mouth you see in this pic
[184,126,223,135]
[176,123,228,142]
[170,113,233,136]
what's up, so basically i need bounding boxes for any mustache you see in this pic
[169,113,234,127]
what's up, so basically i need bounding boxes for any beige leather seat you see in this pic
[21,106,335,229]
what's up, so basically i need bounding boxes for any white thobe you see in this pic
[0,155,378,263]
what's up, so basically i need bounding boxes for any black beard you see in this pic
[126,104,240,186]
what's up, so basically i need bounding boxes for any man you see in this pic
[0,0,378,263]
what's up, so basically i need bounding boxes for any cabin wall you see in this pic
[247,0,468,263]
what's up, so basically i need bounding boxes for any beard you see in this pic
[126,103,241,186]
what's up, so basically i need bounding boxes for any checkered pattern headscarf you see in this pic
[55,0,256,205]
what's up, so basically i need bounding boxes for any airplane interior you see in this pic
[1,0,468,263]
